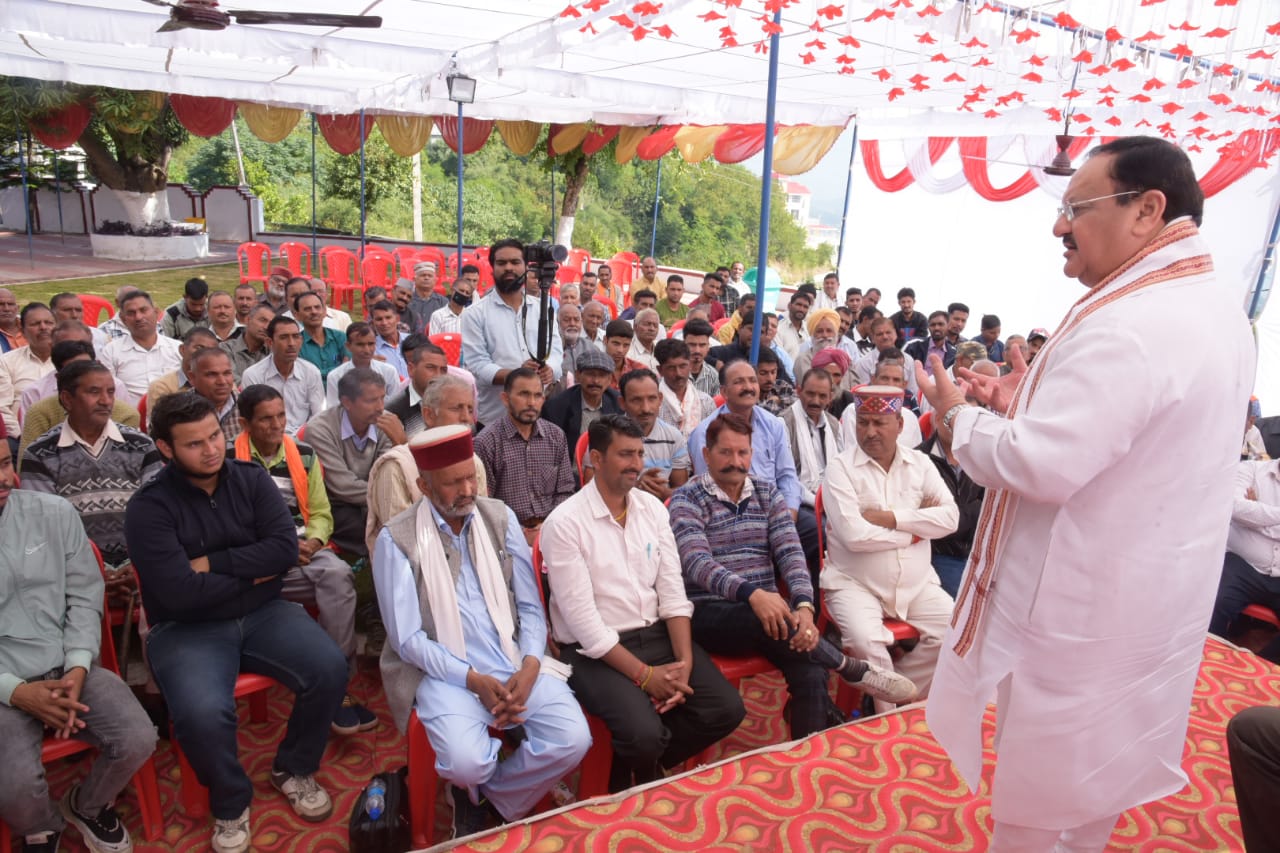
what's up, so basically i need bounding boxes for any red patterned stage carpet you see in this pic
[443,638,1277,853]
[33,639,1275,852]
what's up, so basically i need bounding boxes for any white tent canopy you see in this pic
[6,0,1280,138]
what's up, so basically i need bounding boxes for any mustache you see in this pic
[717,465,750,475]
[1063,236,1078,250]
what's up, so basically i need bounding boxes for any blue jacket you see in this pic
[125,459,299,624]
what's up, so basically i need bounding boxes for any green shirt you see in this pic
[0,490,102,705]
[299,327,348,383]
[656,300,688,327]
[241,439,336,545]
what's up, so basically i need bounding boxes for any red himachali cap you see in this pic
[409,424,473,471]
[851,384,904,414]
[269,266,292,279]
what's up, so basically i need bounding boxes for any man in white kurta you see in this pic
[916,137,1256,852]
[821,385,958,714]
[372,425,590,837]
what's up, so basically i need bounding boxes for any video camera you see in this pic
[522,241,568,366]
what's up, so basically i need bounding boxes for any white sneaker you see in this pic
[852,663,918,705]
[211,807,250,853]
[270,770,333,822]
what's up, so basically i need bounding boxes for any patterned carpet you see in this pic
[32,638,1275,853]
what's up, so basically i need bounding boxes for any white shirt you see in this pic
[20,372,131,420]
[427,305,463,336]
[0,346,54,433]
[852,348,919,394]
[241,356,325,434]
[325,307,352,333]
[813,291,840,311]
[820,442,958,616]
[627,337,659,371]
[1228,460,1280,578]
[99,335,181,402]
[325,359,400,408]
[540,480,693,658]
[775,319,810,359]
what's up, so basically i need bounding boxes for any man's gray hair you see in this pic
[560,283,580,299]
[420,374,471,415]
[636,308,659,324]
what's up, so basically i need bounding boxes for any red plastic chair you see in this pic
[321,248,361,311]
[918,411,934,442]
[277,242,312,278]
[1243,603,1280,629]
[667,319,686,339]
[360,244,394,259]
[136,395,147,428]
[416,247,447,279]
[392,247,422,282]
[406,708,439,849]
[78,294,115,327]
[530,537,614,800]
[428,333,462,367]
[594,295,619,321]
[574,431,590,483]
[236,242,272,286]
[555,265,581,287]
[713,394,725,406]
[566,248,592,277]
[607,259,633,307]
[0,546,165,848]
[813,486,920,714]
[361,253,397,295]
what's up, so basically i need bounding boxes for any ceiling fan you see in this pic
[143,0,382,33]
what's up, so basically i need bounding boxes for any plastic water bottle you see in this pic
[364,778,386,820]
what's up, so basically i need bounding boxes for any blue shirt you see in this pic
[375,331,409,379]
[460,291,563,426]
[687,404,803,511]
[372,503,546,699]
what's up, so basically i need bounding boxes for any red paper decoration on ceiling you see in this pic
[437,116,495,154]
[28,101,91,150]
[169,94,237,138]
[316,113,372,156]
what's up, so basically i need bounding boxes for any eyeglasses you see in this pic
[1056,190,1142,222]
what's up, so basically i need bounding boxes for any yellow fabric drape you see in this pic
[238,102,302,143]
[674,125,728,163]
[772,125,845,175]
[496,120,542,155]
[376,114,434,157]
[614,126,652,164]
[550,122,592,155]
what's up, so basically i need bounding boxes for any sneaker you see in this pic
[329,694,377,735]
[21,830,62,853]
[446,785,497,839]
[210,807,250,853]
[59,785,132,853]
[846,661,918,705]
[269,770,333,822]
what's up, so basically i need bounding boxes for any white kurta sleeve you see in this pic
[894,461,960,540]
[952,324,1156,506]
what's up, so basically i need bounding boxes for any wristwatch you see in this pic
[796,601,815,612]
[940,403,970,432]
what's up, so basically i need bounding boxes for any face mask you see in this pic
[452,291,473,307]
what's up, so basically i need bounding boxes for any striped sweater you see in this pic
[21,422,165,566]
[668,472,813,607]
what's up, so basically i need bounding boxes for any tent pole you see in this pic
[310,113,317,258]
[550,163,556,239]
[15,121,34,268]
[359,109,367,252]
[52,148,66,244]
[749,10,783,366]
[835,120,859,271]
[650,157,663,258]
[1248,197,1280,320]
[456,100,465,266]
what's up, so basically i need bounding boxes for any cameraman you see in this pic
[461,239,563,428]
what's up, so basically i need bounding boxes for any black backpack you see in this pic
[348,768,411,853]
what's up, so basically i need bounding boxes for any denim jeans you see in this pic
[0,666,156,836]
[145,598,347,819]
[931,554,969,599]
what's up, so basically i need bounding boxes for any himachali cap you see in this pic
[269,266,292,279]
[851,384,905,415]
[410,424,473,471]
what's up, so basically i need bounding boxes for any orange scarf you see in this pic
[234,433,312,524]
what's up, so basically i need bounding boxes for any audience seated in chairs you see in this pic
[0,301,56,443]
[427,265,477,336]
[98,291,181,404]
[326,322,399,409]
[585,368,688,502]
[372,425,590,839]
[821,385,958,715]
[188,347,243,441]
[126,393,348,853]
[232,383,375,734]
[474,368,575,549]
[1210,458,1280,664]
[655,338,716,439]
[541,415,745,793]
[19,321,127,420]
[540,347,622,467]
[780,368,843,511]
[19,340,140,462]
[145,326,219,424]
[240,315,325,436]
[220,303,273,385]
[303,368,405,557]
[670,412,915,739]
[366,374,485,556]
[680,318,721,398]
[0,439,158,853]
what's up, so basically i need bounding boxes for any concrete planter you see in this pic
[90,232,209,261]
